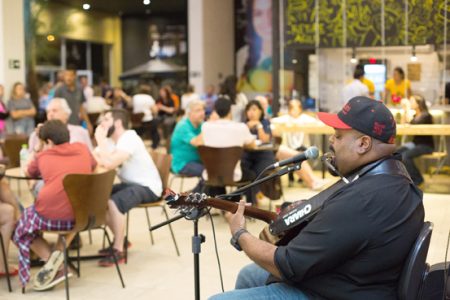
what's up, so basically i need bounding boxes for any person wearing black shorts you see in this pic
[93,109,162,267]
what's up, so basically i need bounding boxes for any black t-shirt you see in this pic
[273,168,424,300]
[55,84,86,125]
[411,112,434,149]
[157,98,175,117]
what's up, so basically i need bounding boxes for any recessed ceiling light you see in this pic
[143,0,151,5]
[83,3,90,10]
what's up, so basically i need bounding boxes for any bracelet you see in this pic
[230,228,248,251]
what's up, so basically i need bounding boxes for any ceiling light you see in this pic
[143,0,151,5]
[46,34,55,42]
[83,3,90,10]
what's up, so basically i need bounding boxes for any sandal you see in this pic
[0,267,18,277]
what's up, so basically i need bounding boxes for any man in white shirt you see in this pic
[197,98,255,198]
[201,97,256,184]
[342,68,369,107]
[132,84,159,149]
[202,97,255,148]
[93,109,162,267]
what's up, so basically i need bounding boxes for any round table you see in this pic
[5,167,37,180]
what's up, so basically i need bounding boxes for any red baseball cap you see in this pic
[318,96,396,144]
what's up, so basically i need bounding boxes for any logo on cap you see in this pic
[342,103,351,115]
[373,122,386,136]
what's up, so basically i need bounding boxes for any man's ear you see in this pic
[356,135,372,154]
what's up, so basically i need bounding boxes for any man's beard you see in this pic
[107,125,115,137]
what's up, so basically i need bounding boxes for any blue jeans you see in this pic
[179,161,204,193]
[179,161,204,177]
[208,264,309,300]
[398,144,433,185]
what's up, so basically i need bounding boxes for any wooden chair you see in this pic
[87,112,101,126]
[4,134,28,168]
[420,136,448,178]
[124,151,180,263]
[4,134,29,195]
[0,232,12,292]
[40,170,125,299]
[197,146,250,192]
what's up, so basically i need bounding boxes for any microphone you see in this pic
[268,146,319,170]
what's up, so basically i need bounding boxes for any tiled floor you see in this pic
[0,172,449,299]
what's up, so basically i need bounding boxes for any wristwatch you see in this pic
[230,228,248,251]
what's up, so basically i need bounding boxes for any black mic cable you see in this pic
[254,146,319,182]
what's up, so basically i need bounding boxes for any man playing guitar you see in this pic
[209,97,425,300]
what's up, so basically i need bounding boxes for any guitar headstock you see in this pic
[164,189,209,215]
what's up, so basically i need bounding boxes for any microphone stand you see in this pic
[149,163,301,300]
[150,204,208,300]
[218,163,301,200]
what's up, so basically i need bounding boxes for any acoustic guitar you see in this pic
[164,188,333,245]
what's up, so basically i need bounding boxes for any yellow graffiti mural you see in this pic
[286,0,450,47]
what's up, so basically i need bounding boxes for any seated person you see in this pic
[156,87,177,140]
[28,98,93,152]
[398,95,434,186]
[241,100,276,204]
[210,96,424,300]
[272,99,329,190]
[0,164,19,277]
[85,86,111,113]
[93,109,162,267]
[132,84,159,149]
[13,120,96,290]
[105,87,132,109]
[200,97,256,195]
[170,100,205,190]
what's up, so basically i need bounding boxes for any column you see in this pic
[188,0,234,95]
[0,0,26,98]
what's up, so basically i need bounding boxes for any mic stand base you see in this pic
[150,208,207,300]
[193,218,205,300]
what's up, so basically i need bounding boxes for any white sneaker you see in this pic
[33,268,73,291]
[33,250,64,290]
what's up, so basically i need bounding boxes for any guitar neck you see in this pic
[205,198,278,224]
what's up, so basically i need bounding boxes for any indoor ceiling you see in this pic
[54,0,187,17]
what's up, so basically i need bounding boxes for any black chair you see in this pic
[398,221,433,300]
[0,232,12,292]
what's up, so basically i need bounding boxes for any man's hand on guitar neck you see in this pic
[229,200,248,236]
[229,200,282,280]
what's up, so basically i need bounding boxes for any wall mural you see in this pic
[286,0,450,48]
